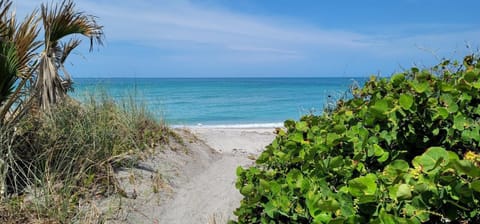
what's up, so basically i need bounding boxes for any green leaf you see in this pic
[412,147,449,173]
[290,132,303,143]
[447,103,459,113]
[240,184,254,195]
[383,160,409,182]
[474,105,480,115]
[378,151,390,163]
[373,144,385,157]
[312,212,332,223]
[453,114,467,131]
[378,211,396,224]
[318,198,340,212]
[391,73,406,87]
[284,119,296,130]
[412,81,429,93]
[333,124,346,134]
[286,169,303,188]
[264,202,277,218]
[473,80,480,89]
[329,156,345,169]
[452,160,480,177]
[296,121,308,132]
[396,184,412,200]
[371,99,390,116]
[434,107,449,120]
[399,94,414,110]
[441,94,459,113]
[349,173,377,197]
[465,70,477,82]
[441,82,456,92]
[306,191,322,217]
[236,166,244,176]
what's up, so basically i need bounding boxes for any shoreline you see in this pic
[171,122,284,129]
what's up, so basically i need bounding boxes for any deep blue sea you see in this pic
[72,78,366,127]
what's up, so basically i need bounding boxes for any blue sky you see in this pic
[17,0,480,77]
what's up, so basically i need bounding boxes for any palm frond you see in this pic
[58,38,80,64]
[0,0,13,38]
[57,39,81,92]
[0,41,18,108]
[0,5,41,124]
[13,10,41,77]
[41,0,103,51]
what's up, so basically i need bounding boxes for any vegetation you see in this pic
[0,95,168,223]
[0,0,168,223]
[0,0,103,125]
[234,55,480,223]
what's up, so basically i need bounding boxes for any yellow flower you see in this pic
[464,151,479,161]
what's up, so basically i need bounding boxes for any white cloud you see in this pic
[11,0,480,76]
[15,0,479,53]
[72,0,373,54]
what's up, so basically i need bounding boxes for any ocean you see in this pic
[72,78,366,127]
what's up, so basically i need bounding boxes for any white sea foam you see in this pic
[172,122,284,129]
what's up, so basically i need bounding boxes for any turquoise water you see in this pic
[72,78,365,126]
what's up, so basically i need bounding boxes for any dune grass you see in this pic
[0,94,169,223]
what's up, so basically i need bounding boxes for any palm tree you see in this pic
[0,0,103,123]
[34,0,103,111]
[0,0,40,125]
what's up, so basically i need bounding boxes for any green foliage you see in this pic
[233,55,480,223]
[0,41,18,109]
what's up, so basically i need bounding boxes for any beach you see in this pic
[188,126,277,154]
[99,126,278,223]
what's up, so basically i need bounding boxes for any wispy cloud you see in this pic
[12,0,480,76]
[70,0,373,57]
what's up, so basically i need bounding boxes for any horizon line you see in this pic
[73,75,377,79]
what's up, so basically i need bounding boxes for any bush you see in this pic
[233,55,480,223]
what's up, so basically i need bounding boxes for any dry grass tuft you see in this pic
[207,212,229,224]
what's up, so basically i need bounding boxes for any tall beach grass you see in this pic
[0,93,169,223]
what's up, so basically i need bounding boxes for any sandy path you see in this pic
[156,128,276,224]
[157,154,251,223]
[98,127,276,223]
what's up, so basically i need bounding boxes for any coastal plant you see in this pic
[0,93,169,222]
[0,0,41,125]
[34,0,103,111]
[0,0,103,124]
[233,55,480,223]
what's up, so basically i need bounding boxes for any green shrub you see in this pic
[233,55,480,223]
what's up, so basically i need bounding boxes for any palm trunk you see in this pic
[35,52,66,112]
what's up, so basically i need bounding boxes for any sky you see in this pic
[16,0,480,78]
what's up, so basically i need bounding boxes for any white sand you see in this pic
[98,127,278,223]
[189,127,277,154]
[156,127,277,223]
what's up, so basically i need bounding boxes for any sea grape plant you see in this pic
[233,55,480,223]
